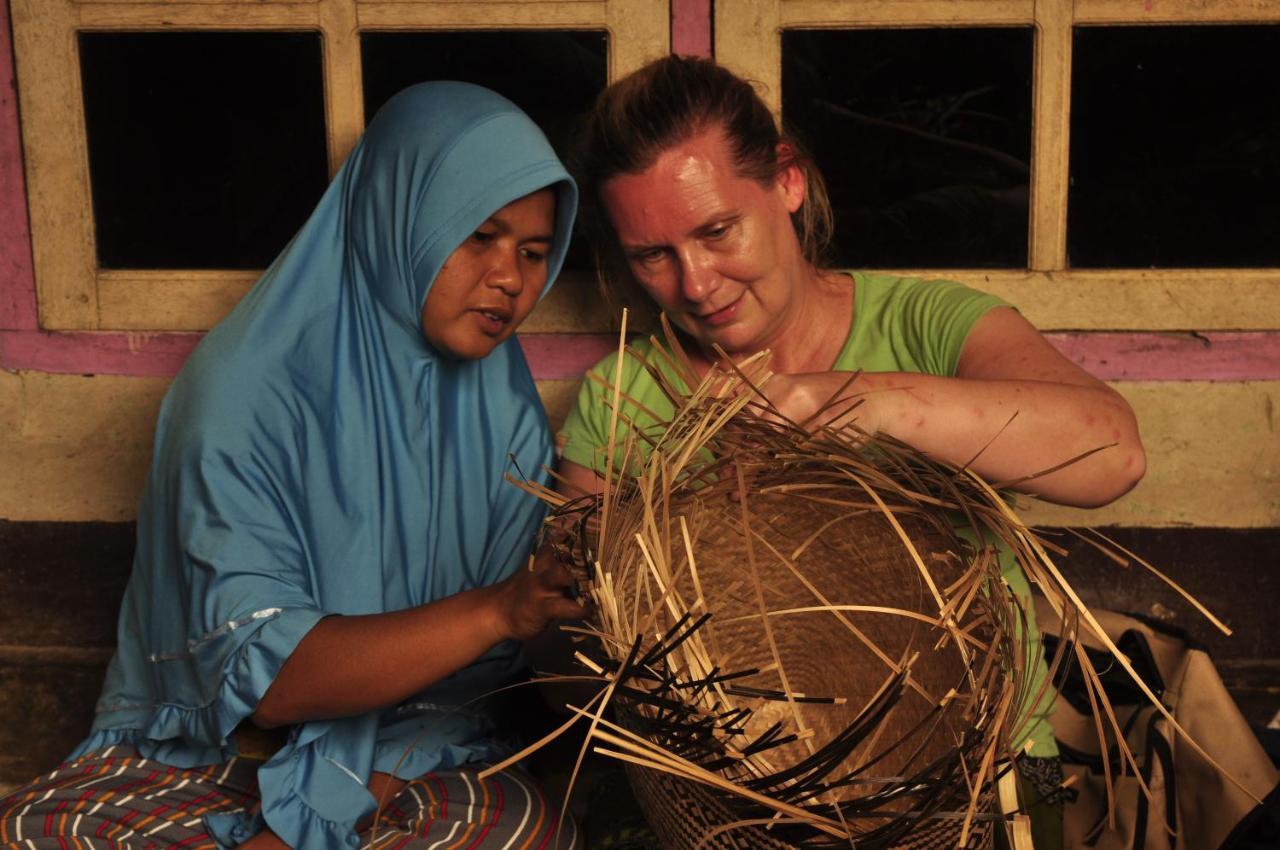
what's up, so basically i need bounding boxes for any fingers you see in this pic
[545,595,589,622]
[509,584,589,641]
[529,553,575,589]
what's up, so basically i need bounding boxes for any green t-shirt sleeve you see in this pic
[905,278,1009,376]
[851,275,1010,377]
[558,352,621,473]
[557,341,680,475]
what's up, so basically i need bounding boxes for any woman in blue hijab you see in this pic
[0,83,581,850]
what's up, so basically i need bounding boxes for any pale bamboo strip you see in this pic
[734,462,815,751]
[968,472,1262,806]
[597,309,629,566]
[1077,527,1232,636]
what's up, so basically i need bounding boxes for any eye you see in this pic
[471,229,496,245]
[704,222,731,240]
[631,247,667,266]
[520,246,548,263]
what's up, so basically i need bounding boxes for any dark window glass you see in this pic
[783,28,1034,269]
[362,31,606,162]
[362,31,607,270]
[1069,26,1280,268]
[79,32,329,269]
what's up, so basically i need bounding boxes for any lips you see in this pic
[473,305,513,336]
[696,294,742,327]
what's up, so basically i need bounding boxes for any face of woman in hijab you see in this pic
[420,188,557,359]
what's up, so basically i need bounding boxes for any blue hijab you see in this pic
[74,83,577,850]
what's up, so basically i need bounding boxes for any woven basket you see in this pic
[595,479,1002,850]
[505,331,1217,850]
[626,765,993,850]
[523,334,1063,848]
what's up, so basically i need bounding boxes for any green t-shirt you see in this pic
[558,272,1057,757]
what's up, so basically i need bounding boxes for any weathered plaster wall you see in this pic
[3,372,1275,525]
[0,0,1276,529]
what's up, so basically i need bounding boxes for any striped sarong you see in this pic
[0,747,579,850]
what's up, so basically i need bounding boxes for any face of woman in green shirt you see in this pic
[599,127,811,358]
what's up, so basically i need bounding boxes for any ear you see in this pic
[774,142,807,214]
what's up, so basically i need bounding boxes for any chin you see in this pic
[431,337,497,361]
[701,328,762,358]
[456,343,500,361]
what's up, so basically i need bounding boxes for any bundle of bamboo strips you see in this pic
[493,318,1241,850]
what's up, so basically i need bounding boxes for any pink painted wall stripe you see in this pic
[671,0,713,57]
[0,0,38,331]
[4,330,1279,382]
[0,331,618,381]
[1048,331,1280,382]
[0,330,203,378]
[516,333,617,380]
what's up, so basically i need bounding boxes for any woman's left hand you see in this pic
[486,546,587,642]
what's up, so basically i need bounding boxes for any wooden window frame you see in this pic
[11,0,667,332]
[716,0,1280,331]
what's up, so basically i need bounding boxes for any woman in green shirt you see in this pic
[557,55,1146,847]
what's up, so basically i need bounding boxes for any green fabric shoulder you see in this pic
[836,271,1009,375]
[558,336,679,473]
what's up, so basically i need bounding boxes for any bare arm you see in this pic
[251,548,583,729]
[762,307,1145,507]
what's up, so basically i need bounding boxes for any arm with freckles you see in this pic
[761,307,1146,508]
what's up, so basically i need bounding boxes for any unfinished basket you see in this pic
[494,323,1240,850]
[604,481,1007,850]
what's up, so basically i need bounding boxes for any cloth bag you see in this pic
[1036,600,1278,850]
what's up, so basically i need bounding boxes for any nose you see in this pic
[676,246,718,304]
[485,247,522,296]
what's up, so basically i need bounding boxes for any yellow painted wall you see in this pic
[1020,382,1280,528]
[2,368,1276,527]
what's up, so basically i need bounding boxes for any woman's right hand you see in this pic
[486,547,586,642]
[252,548,588,729]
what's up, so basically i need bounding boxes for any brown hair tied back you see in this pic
[576,55,834,311]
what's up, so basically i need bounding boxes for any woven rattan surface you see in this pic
[677,491,971,781]
[600,480,998,849]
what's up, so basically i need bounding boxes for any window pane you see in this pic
[783,28,1033,269]
[79,32,329,270]
[361,31,606,162]
[1069,26,1280,268]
